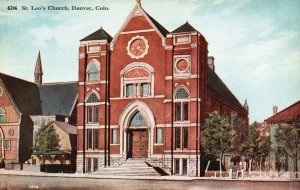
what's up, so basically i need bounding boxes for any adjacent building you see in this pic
[0,73,42,169]
[0,52,78,169]
[76,2,248,176]
[265,100,300,172]
[30,121,77,172]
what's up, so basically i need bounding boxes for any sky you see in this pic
[0,0,299,123]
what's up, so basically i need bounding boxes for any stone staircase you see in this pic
[93,158,160,176]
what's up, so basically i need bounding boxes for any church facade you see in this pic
[76,2,248,176]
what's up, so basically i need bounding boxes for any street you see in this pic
[0,174,299,190]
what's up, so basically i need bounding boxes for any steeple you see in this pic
[34,51,43,86]
[243,99,249,112]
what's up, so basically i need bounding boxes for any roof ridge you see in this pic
[41,81,78,85]
[172,21,199,33]
[81,27,113,42]
[0,72,36,85]
[265,100,300,121]
[207,68,245,111]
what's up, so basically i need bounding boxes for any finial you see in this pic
[136,0,141,6]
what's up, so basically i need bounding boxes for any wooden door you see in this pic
[130,129,148,158]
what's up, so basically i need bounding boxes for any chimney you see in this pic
[208,56,215,71]
[273,106,278,115]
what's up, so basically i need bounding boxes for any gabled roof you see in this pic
[0,72,42,115]
[39,82,77,116]
[145,12,169,37]
[52,121,77,135]
[110,4,169,48]
[81,27,113,42]
[265,100,300,123]
[207,68,246,111]
[172,22,198,33]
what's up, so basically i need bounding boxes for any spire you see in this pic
[34,51,43,86]
[243,99,249,112]
[136,0,141,6]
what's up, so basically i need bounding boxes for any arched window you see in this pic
[0,108,5,123]
[174,87,189,150]
[175,88,189,99]
[87,93,99,103]
[120,62,154,98]
[174,87,190,122]
[87,61,100,81]
[129,112,147,127]
[86,92,99,124]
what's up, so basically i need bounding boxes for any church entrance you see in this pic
[128,129,148,158]
[126,111,149,158]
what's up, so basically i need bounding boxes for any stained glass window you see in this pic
[129,112,147,126]
[88,63,99,81]
[175,88,189,99]
[87,93,99,103]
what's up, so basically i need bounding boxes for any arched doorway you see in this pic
[127,112,148,158]
[119,100,155,158]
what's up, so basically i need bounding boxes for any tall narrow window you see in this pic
[86,93,99,124]
[87,158,92,173]
[87,129,99,150]
[87,107,93,123]
[175,103,181,121]
[87,129,93,149]
[175,127,188,150]
[182,159,188,176]
[93,158,98,172]
[175,128,181,149]
[183,128,188,149]
[4,140,10,150]
[87,62,99,81]
[0,108,5,123]
[126,84,134,97]
[175,159,180,175]
[156,128,162,144]
[141,83,149,97]
[93,129,99,149]
[111,129,118,144]
[174,87,189,122]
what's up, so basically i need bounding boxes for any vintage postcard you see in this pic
[0,0,299,189]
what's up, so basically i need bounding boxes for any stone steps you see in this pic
[93,158,160,176]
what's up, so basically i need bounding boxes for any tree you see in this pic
[274,120,300,174]
[201,111,236,176]
[240,122,271,173]
[230,113,247,163]
[257,138,271,173]
[240,122,259,172]
[34,125,60,153]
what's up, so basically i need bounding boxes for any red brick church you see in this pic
[76,1,248,176]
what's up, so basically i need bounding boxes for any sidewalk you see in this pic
[1,169,299,182]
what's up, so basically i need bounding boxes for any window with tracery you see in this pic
[86,92,99,123]
[87,61,100,81]
[174,87,190,122]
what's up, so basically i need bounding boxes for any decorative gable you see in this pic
[110,4,169,50]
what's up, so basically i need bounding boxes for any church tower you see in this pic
[34,51,43,86]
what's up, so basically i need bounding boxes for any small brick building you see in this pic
[76,2,248,176]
